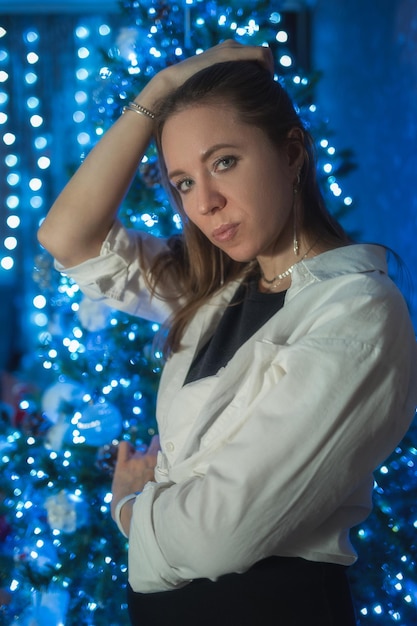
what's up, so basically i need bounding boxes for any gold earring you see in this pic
[293,168,301,256]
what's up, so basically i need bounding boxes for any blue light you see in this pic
[37,156,50,170]
[78,47,90,59]
[3,132,15,145]
[30,196,43,209]
[99,67,111,79]
[34,136,47,149]
[76,68,89,81]
[329,182,342,197]
[0,256,13,270]
[33,295,47,309]
[99,24,111,37]
[75,26,90,39]
[27,52,39,64]
[27,96,40,109]
[6,215,20,228]
[279,55,292,68]
[29,114,43,127]
[77,131,91,146]
[75,90,88,104]
[276,30,288,43]
[73,111,86,123]
[6,195,19,209]
[24,30,39,44]
[5,154,17,166]
[34,312,48,326]
[24,71,37,85]
[4,236,17,250]
[29,178,42,191]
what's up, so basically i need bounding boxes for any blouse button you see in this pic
[165,441,175,453]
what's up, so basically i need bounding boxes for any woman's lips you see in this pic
[212,223,239,243]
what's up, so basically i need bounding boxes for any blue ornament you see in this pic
[75,401,123,447]
[41,381,87,424]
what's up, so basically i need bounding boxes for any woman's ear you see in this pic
[286,127,305,170]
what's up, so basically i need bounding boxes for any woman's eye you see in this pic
[175,178,193,193]
[215,156,237,171]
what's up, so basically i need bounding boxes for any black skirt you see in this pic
[127,556,357,626]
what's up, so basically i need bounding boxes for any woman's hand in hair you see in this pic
[157,40,274,95]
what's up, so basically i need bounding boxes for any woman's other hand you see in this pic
[111,435,160,514]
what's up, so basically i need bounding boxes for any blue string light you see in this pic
[0,25,17,274]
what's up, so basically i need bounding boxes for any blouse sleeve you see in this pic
[54,220,184,324]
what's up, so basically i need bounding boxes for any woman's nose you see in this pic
[197,181,226,215]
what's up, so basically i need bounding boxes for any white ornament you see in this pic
[45,490,87,533]
[45,416,70,451]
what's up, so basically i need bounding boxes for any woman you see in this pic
[38,41,417,625]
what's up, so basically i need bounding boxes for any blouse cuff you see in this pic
[114,493,139,537]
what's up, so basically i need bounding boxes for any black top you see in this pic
[184,280,286,385]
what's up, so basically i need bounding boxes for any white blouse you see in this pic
[57,221,417,593]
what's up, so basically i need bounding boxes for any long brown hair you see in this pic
[147,60,349,354]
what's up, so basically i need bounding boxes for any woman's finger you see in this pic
[147,435,160,456]
[117,440,134,463]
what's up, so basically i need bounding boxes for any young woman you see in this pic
[38,41,417,625]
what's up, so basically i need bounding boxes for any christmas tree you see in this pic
[0,1,415,624]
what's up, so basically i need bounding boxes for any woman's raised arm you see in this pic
[37,72,169,267]
[37,41,273,268]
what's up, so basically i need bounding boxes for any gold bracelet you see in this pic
[122,101,155,120]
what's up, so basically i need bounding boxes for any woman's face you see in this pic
[161,103,301,266]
